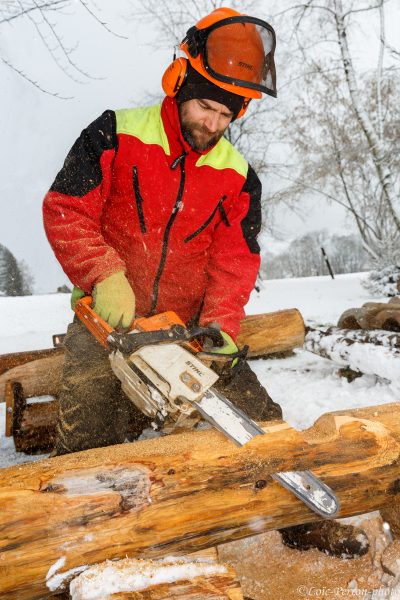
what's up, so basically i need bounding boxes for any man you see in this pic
[43,7,368,558]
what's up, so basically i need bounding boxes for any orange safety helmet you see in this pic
[162,7,277,119]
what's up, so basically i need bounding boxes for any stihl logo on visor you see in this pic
[238,62,254,71]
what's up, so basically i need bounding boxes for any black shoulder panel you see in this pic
[240,164,262,254]
[50,110,117,197]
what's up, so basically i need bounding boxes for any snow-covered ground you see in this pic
[0,272,397,468]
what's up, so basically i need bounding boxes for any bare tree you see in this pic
[0,1,126,98]
[271,0,400,266]
[274,68,400,264]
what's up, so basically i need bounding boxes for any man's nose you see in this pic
[203,112,220,133]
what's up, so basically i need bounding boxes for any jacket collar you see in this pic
[160,96,218,161]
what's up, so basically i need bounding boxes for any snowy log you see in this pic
[0,309,305,403]
[304,327,400,383]
[1,402,400,598]
[68,549,244,600]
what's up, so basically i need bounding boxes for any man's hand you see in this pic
[204,329,239,367]
[70,286,85,310]
[93,271,135,328]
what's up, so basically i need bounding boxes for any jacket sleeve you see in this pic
[42,110,126,292]
[199,165,262,340]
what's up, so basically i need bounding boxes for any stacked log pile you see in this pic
[338,297,400,331]
[304,297,400,383]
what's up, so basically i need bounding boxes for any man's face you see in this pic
[178,98,234,152]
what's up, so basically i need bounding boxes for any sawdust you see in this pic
[218,513,395,599]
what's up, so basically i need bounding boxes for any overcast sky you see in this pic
[1,1,399,293]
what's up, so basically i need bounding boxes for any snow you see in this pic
[0,272,396,469]
[0,293,72,353]
[69,556,227,600]
[246,271,373,327]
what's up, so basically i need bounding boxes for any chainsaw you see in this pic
[75,297,339,518]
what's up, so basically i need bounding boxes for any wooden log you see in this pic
[338,299,400,331]
[68,549,243,600]
[0,309,305,404]
[5,379,57,453]
[237,308,305,358]
[14,400,59,454]
[304,327,400,382]
[0,347,64,378]
[0,354,64,403]
[1,402,400,599]
[371,308,400,332]
[311,327,400,350]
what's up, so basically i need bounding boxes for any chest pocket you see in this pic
[184,195,230,243]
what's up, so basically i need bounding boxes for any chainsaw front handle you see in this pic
[74,297,224,354]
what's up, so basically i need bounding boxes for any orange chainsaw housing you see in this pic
[74,297,202,352]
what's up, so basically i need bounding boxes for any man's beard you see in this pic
[181,124,224,152]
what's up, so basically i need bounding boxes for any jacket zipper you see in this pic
[149,154,186,315]
[184,195,229,243]
[132,166,146,234]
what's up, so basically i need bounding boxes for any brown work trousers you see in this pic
[54,318,283,456]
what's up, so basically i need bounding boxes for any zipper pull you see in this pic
[170,152,186,170]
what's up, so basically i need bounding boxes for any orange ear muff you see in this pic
[235,98,251,119]
[162,58,188,97]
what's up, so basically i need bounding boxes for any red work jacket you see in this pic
[43,97,261,339]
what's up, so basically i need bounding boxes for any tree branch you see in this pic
[1,56,72,99]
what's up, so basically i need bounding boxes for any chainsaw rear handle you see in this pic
[74,296,224,354]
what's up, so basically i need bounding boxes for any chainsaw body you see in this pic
[110,343,219,432]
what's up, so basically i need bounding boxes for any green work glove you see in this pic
[206,330,239,368]
[70,286,85,310]
[93,271,135,329]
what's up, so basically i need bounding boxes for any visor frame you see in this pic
[184,15,277,98]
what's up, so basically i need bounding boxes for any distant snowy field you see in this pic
[0,272,398,468]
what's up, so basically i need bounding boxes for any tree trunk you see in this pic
[334,0,400,236]
[1,402,400,599]
[304,327,400,382]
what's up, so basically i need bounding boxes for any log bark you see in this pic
[0,309,305,404]
[0,347,64,377]
[304,327,400,382]
[1,402,400,599]
[68,549,243,600]
[13,400,59,454]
